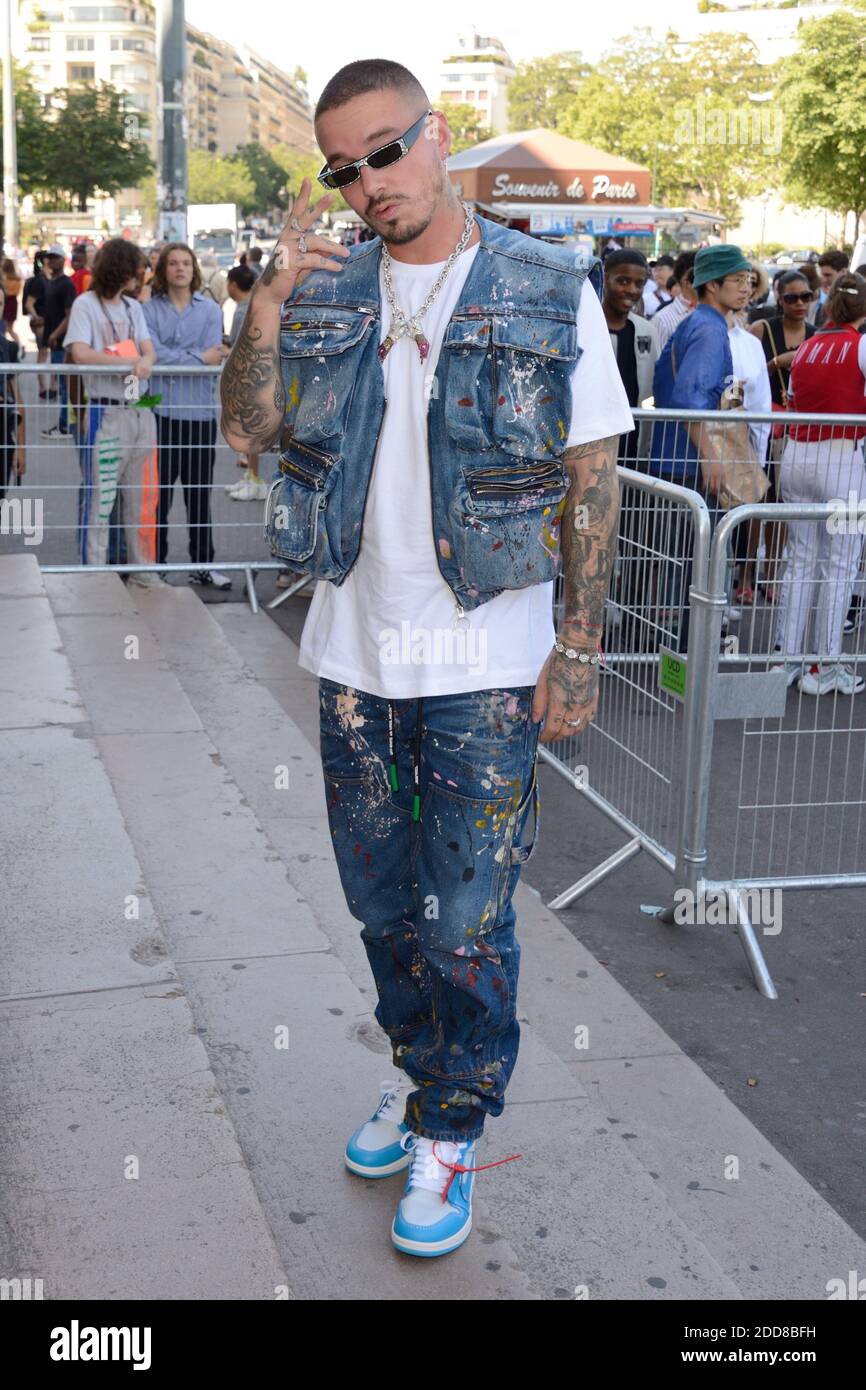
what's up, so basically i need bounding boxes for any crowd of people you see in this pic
[3,224,866,648]
[599,240,866,693]
[0,236,279,588]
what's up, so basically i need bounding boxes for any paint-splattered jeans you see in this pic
[319,679,540,1143]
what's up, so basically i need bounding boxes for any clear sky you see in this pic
[185,0,703,105]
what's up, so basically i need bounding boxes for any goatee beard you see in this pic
[365,203,434,246]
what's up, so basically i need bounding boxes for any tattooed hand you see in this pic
[219,177,349,455]
[532,434,619,744]
[256,177,349,305]
[533,647,599,743]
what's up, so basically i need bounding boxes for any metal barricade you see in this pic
[543,407,866,998]
[542,468,711,895]
[0,362,293,611]
[5,363,866,995]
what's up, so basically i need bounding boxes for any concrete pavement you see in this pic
[1,551,863,1299]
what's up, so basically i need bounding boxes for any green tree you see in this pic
[271,145,350,214]
[560,29,774,224]
[233,142,290,216]
[443,103,492,153]
[775,0,866,238]
[187,148,255,206]
[0,63,53,195]
[40,81,153,211]
[507,51,592,132]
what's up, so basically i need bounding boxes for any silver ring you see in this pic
[290,217,302,232]
[297,234,307,255]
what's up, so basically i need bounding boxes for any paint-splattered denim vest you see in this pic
[265,213,600,614]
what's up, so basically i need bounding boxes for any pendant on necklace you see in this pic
[377,335,396,363]
[413,332,430,362]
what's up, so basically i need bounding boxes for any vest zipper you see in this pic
[278,457,325,488]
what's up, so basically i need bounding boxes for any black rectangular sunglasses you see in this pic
[317,109,433,190]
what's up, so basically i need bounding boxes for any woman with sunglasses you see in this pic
[742,270,818,602]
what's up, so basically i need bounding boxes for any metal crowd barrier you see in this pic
[0,362,292,612]
[542,469,712,886]
[4,364,866,996]
[544,407,866,998]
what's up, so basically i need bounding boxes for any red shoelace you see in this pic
[430,1140,523,1203]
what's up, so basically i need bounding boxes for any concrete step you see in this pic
[0,556,289,1300]
[206,597,866,1302]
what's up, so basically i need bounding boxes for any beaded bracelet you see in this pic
[554,641,600,664]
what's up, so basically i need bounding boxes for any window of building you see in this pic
[69,64,96,79]
[111,36,147,51]
[478,89,488,100]
[70,7,130,20]
[30,36,51,50]
[66,35,95,49]
[465,90,475,100]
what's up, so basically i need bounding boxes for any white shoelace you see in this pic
[405,1136,465,1195]
[374,1081,411,1126]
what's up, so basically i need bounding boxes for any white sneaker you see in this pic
[798,663,865,696]
[229,480,268,501]
[344,1077,416,1178]
[206,568,233,590]
[391,1134,478,1256]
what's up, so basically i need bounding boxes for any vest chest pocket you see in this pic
[490,316,578,460]
[442,315,578,460]
[451,460,570,599]
[279,311,373,445]
[264,437,337,565]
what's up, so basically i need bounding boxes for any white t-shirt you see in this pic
[729,322,772,461]
[63,290,150,402]
[297,239,634,698]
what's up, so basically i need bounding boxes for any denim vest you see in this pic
[265,213,600,613]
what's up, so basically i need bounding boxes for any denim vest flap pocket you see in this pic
[279,311,373,356]
[490,316,577,360]
[264,437,336,564]
[491,315,578,461]
[280,312,374,445]
[463,459,569,517]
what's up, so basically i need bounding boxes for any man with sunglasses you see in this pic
[220,59,633,1259]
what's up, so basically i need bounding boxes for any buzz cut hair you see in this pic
[315,59,429,122]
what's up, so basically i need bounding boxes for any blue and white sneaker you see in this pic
[344,1079,417,1178]
[391,1136,477,1257]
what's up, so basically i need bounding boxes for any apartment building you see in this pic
[438,29,515,136]
[14,4,312,231]
[186,27,314,157]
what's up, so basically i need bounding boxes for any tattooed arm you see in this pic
[219,290,285,454]
[532,435,620,744]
